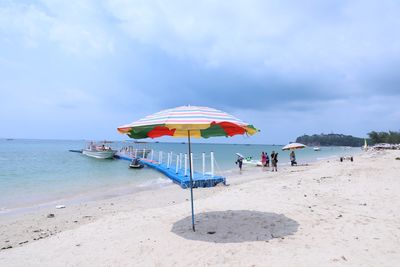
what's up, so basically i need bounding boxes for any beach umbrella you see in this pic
[117,105,257,231]
[282,142,306,151]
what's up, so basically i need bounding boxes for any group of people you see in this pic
[261,151,279,171]
[262,150,297,169]
[236,150,298,172]
[235,151,279,172]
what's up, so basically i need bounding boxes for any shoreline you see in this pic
[1,147,358,215]
[0,176,175,216]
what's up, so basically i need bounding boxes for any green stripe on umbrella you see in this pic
[128,125,160,139]
[200,124,228,138]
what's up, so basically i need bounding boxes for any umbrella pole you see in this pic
[188,130,195,232]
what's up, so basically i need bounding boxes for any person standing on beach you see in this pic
[290,151,297,166]
[265,153,270,167]
[271,151,278,172]
[261,152,267,167]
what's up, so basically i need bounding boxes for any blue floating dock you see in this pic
[115,153,226,189]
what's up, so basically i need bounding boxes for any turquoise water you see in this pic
[0,139,360,212]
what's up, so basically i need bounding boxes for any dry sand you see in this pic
[1,150,400,266]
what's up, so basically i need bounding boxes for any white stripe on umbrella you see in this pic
[121,106,249,128]
[282,143,307,150]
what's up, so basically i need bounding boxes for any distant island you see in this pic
[296,133,364,147]
[296,131,400,147]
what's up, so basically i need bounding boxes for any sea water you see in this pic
[0,139,360,212]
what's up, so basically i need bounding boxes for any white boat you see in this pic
[313,147,321,151]
[82,142,116,159]
[236,153,262,167]
[243,159,263,166]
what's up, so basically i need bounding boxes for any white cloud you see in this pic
[0,3,52,47]
[3,1,399,69]
[105,0,400,75]
[0,1,115,56]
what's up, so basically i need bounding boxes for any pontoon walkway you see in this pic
[115,153,226,189]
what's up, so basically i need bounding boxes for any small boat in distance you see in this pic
[82,142,116,159]
[313,147,321,151]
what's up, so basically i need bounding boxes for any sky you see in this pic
[1,0,399,144]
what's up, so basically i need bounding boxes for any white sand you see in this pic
[1,150,400,266]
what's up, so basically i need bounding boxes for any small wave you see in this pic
[0,207,10,214]
[137,177,172,188]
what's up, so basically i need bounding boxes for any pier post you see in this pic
[150,150,154,161]
[134,149,137,158]
[211,152,214,178]
[184,153,188,176]
[175,155,179,174]
[166,153,169,168]
[142,148,146,158]
[159,151,163,164]
[202,152,205,176]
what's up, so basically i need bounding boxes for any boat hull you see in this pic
[82,150,116,159]
[129,164,144,169]
[243,160,263,167]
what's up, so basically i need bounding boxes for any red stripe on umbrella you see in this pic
[147,126,175,138]
[215,122,246,136]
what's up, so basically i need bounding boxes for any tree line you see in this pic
[295,133,364,147]
[367,131,400,144]
[296,131,400,147]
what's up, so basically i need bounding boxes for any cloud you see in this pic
[105,0,400,72]
[0,1,115,56]
[101,0,400,113]
[107,49,342,113]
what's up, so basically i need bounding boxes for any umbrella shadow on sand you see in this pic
[171,210,299,243]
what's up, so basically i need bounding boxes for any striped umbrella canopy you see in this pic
[282,142,307,151]
[117,105,258,138]
[117,105,258,232]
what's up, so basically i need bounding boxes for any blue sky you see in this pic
[1,0,399,144]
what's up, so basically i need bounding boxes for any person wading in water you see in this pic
[235,155,243,172]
